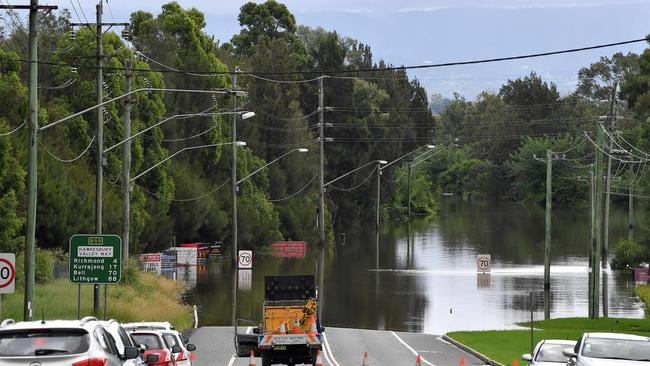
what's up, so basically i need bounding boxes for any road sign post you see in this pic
[69,235,122,318]
[0,254,16,319]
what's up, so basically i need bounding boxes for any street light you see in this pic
[131,141,246,182]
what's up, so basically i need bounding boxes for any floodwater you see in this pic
[186,198,647,335]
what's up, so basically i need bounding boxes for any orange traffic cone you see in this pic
[314,350,324,366]
[361,351,369,366]
[291,318,302,334]
[459,356,465,365]
[308,316,318,335]
[248,350,256,366]
[513,359,518,366]
[415,354,422,366]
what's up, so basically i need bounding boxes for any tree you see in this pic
[576,52,639,101]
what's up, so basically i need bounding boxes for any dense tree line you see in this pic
[0,1,649,260]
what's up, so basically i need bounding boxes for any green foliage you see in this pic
[384,163,437,221]
[610,239,649,270]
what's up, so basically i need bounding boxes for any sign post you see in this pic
[0,254,16,319]
[69,235,122,319]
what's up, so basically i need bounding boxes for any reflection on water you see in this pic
[187,199,646,335]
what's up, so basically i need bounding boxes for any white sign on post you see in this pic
[0,254,16,294]
[477,254,491,273]
[238,250,252,269]
[238,269,252,291]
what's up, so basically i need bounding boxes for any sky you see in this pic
[32,0,650,98]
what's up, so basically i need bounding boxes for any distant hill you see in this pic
[208,3,649,98]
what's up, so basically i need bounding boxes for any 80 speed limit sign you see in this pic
[477,254,491,273]
[0,254,16,294]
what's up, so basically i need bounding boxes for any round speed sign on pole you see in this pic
[238,250,253,269]
[0,254,16,293]
[477,254,491,273]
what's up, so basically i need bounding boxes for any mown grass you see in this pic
[447,317,650,366]
[2,261,193,331]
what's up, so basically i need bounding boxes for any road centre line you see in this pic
[390,331,435,366]
[226,354,237,366]
[322,332,342,366]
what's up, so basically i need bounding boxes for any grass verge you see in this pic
[447,317,650,366]
[638,284,650,316]
[1,262,193,331]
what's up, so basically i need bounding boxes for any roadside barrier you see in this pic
[192,305,198,328]
[415,354,422,366]
[248,350,256,366]
[315,350,324,366]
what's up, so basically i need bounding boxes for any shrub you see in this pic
[611,239,649,270]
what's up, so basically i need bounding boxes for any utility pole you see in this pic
[592,120,606,319]
[94,0,104,316]
[231,66,239,327]
[2,0,58,321]
[375,161,382,268]
[544,149,552,320]
[121,59,133,262]
[318,76,326,249]
[603,82,618,271]
[407,161,413,223]
[588,164,595,318]
[629,164,634,241]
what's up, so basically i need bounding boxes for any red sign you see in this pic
[271,241,306,258]
[139,253,161,262]
[635,268,649,283]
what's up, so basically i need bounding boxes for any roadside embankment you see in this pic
[446,317,650,366]
[2,253,192,330]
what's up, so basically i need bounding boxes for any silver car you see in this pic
[564,332,650,365]
[161,330,197,366]
[99,320,146,366]
[522,340,576,365]
[0,316,139,365]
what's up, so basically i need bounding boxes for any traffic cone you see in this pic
[248,350,256,366]
[279,322,286,334]
[314,350,324,366]
[361,351,369,366]
[459,356,465,365]
[513,359,518,366]
[415,354,422,366]
[308,315,318,335]
[292,318,302,334]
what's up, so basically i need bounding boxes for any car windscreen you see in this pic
[582,337,650,361]
[0,328,90,356]
[132,334,163,350]
[162,333,179,349]
[536,343,571,362]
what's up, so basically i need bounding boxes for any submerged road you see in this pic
[188,326,486,366]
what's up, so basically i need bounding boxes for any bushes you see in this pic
[610,239,649,270]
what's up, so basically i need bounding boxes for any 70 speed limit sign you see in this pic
[238,250,253,269]
[0,254,16,294]
[477,254,491,273]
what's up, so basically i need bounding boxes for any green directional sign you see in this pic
[69,234,122,284]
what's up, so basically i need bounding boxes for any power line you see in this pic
[0,36,647,76]
[0,120,26,136]
[39,136,95,163]
[269,175,317,202]
[330,166,377,191]
[136,179,231,202]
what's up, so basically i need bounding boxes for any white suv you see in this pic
[0,316,139,366]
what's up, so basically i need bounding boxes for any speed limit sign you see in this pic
[238,250,252,269]
[477,254,491,273]
[0,254,16,294]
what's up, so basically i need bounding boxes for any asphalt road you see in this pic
[188,326,486,366]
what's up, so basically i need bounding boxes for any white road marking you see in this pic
[226,354,237,366]
[390,331,435,366]
[322,333,342,366]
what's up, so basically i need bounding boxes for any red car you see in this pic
[131,331,180,366]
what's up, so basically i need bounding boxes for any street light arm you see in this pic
[381,145,434,171]
[39,88,244,131]
[105,110,247,153]
[325,160,380,187]
[237,148,300,185]
[131,142,239,182]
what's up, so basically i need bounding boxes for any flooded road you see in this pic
[186,199,646,334]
